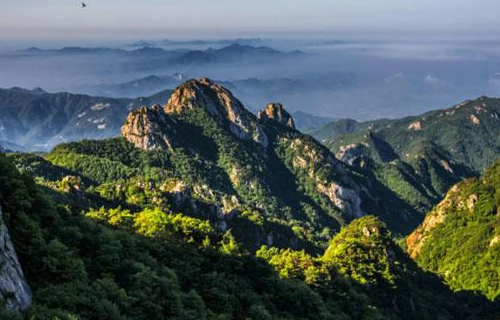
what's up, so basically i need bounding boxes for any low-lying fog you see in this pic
[1,37,500,120]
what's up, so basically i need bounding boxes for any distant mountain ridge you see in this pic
[125,38,264,48]
[0,87,173,151]
[14,44,301,66]
[0,76,338,151]
[291,110,336,130]
[79,74,185,98]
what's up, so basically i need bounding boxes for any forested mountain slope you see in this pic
[0,150,497,320]
[407,157,500,300]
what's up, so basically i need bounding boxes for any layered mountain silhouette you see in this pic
[0,87,173,150]
[17,44,300,66]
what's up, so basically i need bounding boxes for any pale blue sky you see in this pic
[1,0,500,41]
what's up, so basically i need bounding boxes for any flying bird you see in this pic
[81,2,87,8]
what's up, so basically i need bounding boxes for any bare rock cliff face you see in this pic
[0,204,32,313]
[258,103,296,129]
[165,78,268,147]
[121,105,177,150]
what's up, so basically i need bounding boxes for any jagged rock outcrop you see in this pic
[121,105,177,150]
[0,205,32,313]
[258,103,296,129]
[165,78,268,147]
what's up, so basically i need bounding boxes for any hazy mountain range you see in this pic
[4,40,500,121]
[0,87,172,150]
[0,83,333,151]
[15,44,301,66]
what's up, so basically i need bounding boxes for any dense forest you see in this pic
[408,157,500,300]
[1,150,498,320]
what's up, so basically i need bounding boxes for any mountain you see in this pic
[407,158,500,300]
[117,78,435,235]
[291,111,336,131]
[305,118,391,142]
[79,74,185,98]
[175,44,299,64]
[18,46,180,58]
[314,96,500,174]
[81,76,331,120]
[0,87,173,151]
[217,75,356,116]
[15,44,297,66]
[38,78,430,251]
[159,38,264,47]
[125,40,155,48]
[0,75,330,152]
[18,46,126,56]
[309,96,500,217]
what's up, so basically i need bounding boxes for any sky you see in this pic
[1,0,500,42]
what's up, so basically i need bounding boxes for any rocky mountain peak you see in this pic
[258,103,296,129]
[121,105,177,150]
[165,78,268,147]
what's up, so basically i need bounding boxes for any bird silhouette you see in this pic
[81,2,87,8]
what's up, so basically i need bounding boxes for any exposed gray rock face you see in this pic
[121,105,177,150]
[165,78,268,148]
[258,103,296,129]
[317,182,363,218]
[0,205,32,313]
[336,143,370,168]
